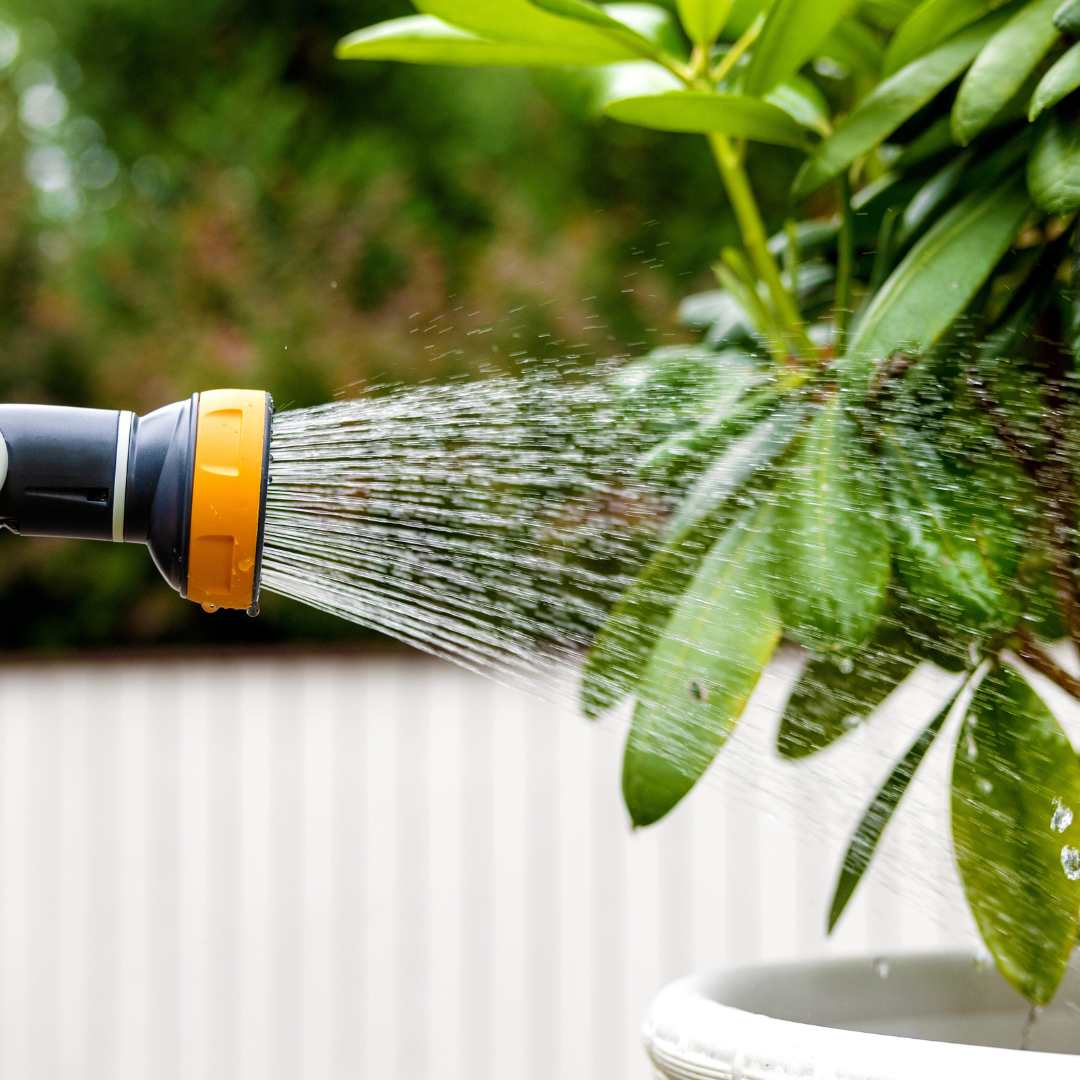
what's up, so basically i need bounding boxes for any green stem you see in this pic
[835,174,854,352]
[710,14,764,85]
[708,133,813,359]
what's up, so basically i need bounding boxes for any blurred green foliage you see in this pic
[0,0,760,651]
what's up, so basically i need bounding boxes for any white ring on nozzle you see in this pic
[112,411,134,543]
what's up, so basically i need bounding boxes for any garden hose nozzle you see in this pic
[0,389,273,614]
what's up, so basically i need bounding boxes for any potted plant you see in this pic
[339,0,1080,1056]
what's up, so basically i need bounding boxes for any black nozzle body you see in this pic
[0,398,198,595]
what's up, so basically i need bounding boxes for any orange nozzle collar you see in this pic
[186,389,271,613]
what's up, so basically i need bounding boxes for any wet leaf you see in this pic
[1029,41,1080,119]
[952,0,1062,145]
[794,13,1008,197]
[1056,0,1080,33]
[952,664,1080,1006]
[604,90,811,147]
[828,680,960,931]
[581,408,797,718]
[884,0,1015,75]
[772,398,891,653]
[844,177,1030,385]
[676,0,734,45]
[622,507,781,826]
[777,620,918,759]
[743,0,857,96]
[1028,107,1080,213]
[884,426,1024,632]
[413,0,669,61]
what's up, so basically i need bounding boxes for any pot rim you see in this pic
[644,950,1080,1080]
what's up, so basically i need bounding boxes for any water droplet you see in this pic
[842,713,862,731]
[872,957,890,979]
[972,949,991,973]
[689,680,708,703]
[201,602,219,614]
[1051,798,1073,834]
[838,656,854,675]
[1060,845,1080,881]
[976,778,993,796]
[238,556,254,572]
[964,732,978,762]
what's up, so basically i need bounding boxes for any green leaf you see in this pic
[581,406,799,719]
[604,90,811,147]
[821,19,887,78]
[526,0,677,60]
[777,620,919,759]
[844,177,1030,384]
[743,0,857,96]
[766,75,833,136]
[414,0,666,62]
[772,398,891,652]
[884,0,1016,75]
[1030,40,1080,118]
[1056,0,1080,33]
[1029,107,1080,213]
[622,508,781,826]
[794,13,1008,197]
[336,14,632,66]
[860,0,922,31]
[883,426,1024,631]
[952,0,1062,145]
[952,664,1080,1006]
[677,0,734,45]
[828,681,960,931]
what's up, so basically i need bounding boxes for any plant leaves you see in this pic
[952,664,1080,1005]
[777,619,919,759]
[677,0,734,45]
[1028,107,1080,213]
[794,13,1008,197]
[581,406,799,718]
[1030,40,1080,118]
[883,425,1024,632]
[336,14,636,66]
[884,0,1016,75]
[821,19,886,78]
[844,176,1030,385]
[772,398,891,652]
[1056,0,1080,33]
[604,90,811,147]
[743,0,857,96]
[622,507,781,826]
[413,0,668,62]
[766,75,833,136]
[827,680,959,931]
[526,0,678,60]
[952,0,1062,145]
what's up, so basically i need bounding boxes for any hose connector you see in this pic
[0,390,272,613]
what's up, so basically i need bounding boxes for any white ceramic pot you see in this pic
[644,952,1080,1080]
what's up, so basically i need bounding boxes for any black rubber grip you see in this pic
[0,404,119,541]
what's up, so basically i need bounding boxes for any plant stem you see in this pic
[710,14,764,84]
[708,134,813,359]
[1015,631,1080,702]
[835,175,854,353]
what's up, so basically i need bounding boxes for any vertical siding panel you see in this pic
[302,661,335,1080]
[426,663,464,1080]
[362,664,400,1080]
[332,659,366,1080]
[237,665,274,1080]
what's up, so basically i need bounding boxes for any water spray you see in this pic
[0,389,272,615]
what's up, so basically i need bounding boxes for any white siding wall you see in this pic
[0,647,1036,1080]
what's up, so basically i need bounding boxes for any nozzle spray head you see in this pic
[0,389,272,614]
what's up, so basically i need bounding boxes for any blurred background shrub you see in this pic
[0,0,794,651]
